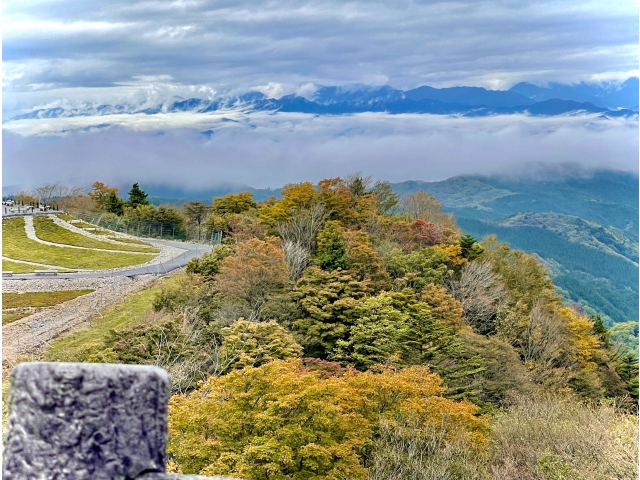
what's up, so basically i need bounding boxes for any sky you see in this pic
[2,0,639,191]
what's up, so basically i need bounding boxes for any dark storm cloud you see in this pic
[3,113,637,190]
[4,0,638,105]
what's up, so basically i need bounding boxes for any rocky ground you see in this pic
[2,274,161,375]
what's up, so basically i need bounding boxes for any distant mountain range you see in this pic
[6,78,638,123]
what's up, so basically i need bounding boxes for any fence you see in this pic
[77,213,223,246]
[3,362,237,480]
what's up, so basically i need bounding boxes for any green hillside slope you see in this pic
[392,170,639,324]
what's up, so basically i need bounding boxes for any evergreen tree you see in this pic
[104,191,124,215]
[314,221,350,271]
[459,233,483,260]
[591,314,611,347]
[127,183,149,208]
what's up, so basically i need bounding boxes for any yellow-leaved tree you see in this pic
[167,359,489,479]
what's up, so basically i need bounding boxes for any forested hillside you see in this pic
[142,170,639,324]
[55,175,637,479]
[392,170,639,324]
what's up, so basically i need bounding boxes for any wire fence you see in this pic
[76,212,223,246]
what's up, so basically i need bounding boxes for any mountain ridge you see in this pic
[7,79,638,122]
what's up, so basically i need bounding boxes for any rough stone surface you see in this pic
[3,363,170,480]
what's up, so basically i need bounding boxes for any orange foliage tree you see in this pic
[214,237,290,320]
[167,359,489,478]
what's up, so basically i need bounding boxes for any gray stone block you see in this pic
[3,362,171,480]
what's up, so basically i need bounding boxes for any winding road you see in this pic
[5,239,213,280]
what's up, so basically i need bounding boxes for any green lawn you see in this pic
[3,217,157,270]
[45,275,180,362]
[2,312,32,325]
[108,236,154,246]
[3,289,94,309]
[75,221,96,229]
[2,260,73,274]
[56,213,76,222]
[34,216,158,253]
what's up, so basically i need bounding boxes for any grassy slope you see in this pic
[34,216,158,253]
[3,217,156,270]
[2,312,31,325]
[108,236,154,246]
[45,275,179,362]
[3,290,94,309]
[2,259,73,273]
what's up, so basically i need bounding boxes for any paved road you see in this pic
[4,240,213,280]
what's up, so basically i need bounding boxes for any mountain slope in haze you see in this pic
[391,170,639,324]
[510,78,639,110]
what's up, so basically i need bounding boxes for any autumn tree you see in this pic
[412,219,443,247]
[418,283,465,329]
[168,359,372,478]
[400,191,460,241]
[343,230,389,286]
[214,238,289,320]
[445,260,510,335]
[212,191,257,215]
[55,186,89,214]
[183,201,209,226]
[219,319,303,371]
[13,191,38,205]
[291,267,373,358]
[259,182,318,226]
[316,177,377,226]
[34,182,60,205]
[89,181,120,211]
[277,203,327,281]
[167,359,489,478]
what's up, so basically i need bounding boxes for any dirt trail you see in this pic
[2,275,159,373]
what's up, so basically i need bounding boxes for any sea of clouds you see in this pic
[3,110,637,190]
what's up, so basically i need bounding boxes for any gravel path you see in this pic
[50,215,151,247]
[2,274,160,365]
[23,215,153,255]
[5,215,187,272]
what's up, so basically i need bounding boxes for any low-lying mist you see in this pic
[3,112,637,191]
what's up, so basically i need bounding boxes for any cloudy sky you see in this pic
[3,0,638,190]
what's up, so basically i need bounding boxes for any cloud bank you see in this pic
[3,112,637,190]
[3,0,638,117]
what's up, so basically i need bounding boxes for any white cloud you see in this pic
[3,0,637,107]
[3,112,637,189]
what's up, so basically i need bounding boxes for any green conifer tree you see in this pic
[127,183,150,208]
